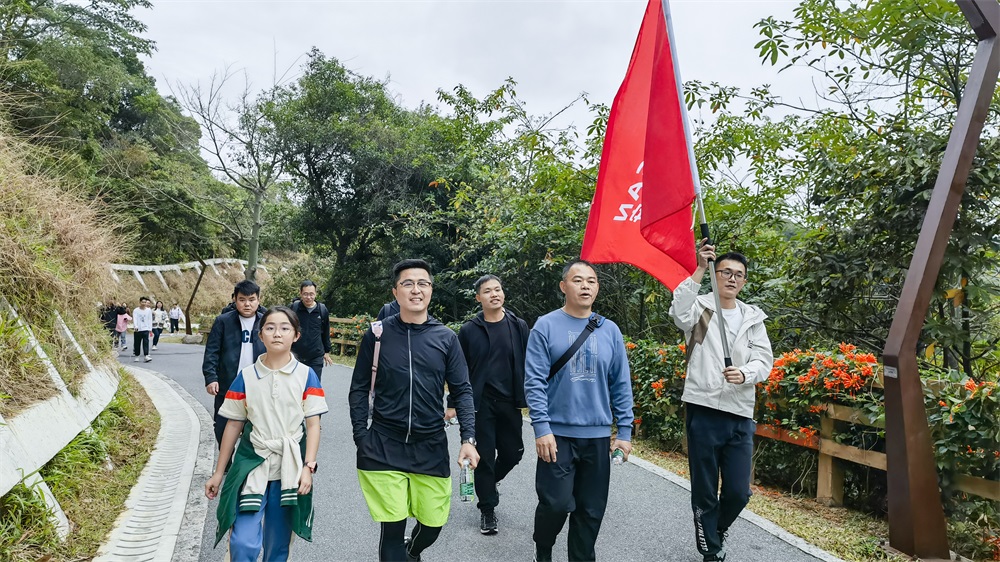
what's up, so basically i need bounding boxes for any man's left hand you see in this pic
[323,353,333,366]
[458,442,480,469]
[723,366,746,384]
[611,439,632,461]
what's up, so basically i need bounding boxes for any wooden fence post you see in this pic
[816,414,844,506]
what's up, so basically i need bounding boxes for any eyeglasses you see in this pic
[398,280,433,289]
[262,325,295,335]
[715,269,746,281]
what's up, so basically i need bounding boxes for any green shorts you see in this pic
[357,470,451,527]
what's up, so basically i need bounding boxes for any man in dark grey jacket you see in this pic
[447,274,529,536]
[290,280,332,379]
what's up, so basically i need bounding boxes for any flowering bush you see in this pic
[625,338,687,448]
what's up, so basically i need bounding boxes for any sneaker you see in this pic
[703,550,727,562]
[719,528,729,549]
[133,356,140,362]
[533,544,552,562]
[403,537,421,562]
[144,355,152,362]
[151,345,157,350]
[480,509,498,535]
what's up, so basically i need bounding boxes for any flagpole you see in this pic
[664,0,732,368]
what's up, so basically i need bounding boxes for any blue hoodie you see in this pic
[524,309,634,441]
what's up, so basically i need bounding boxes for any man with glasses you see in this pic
[349,259,479,562]
[290,280,333,379]
[524,259,634,562]
[669,240,774,562]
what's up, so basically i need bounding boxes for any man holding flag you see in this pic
[579,0,773,560]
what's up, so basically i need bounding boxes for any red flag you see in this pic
[581,0,697,290]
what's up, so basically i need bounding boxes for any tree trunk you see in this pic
[245,189,265,282]
[185,258,208,336]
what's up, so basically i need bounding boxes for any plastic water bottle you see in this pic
[459,459,475,502]
[612,448,625,466]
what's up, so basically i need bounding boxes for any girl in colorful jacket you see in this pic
[205,305,328,561]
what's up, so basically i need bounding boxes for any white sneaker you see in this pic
[151,345,157,350]
[133,356,140,362]
[144,355,152,362]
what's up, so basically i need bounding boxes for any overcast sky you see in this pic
[139,0,816,133]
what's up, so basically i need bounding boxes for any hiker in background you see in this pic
[132,297,153,363]
[115,302,131,352]
[289,281,333,380]
[169,302,184,333]
[101,301,118,347]
[151,301,168,350]
[203,280,266,445]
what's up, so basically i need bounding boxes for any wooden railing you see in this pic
[754,403,999,505]
[329,316,363,355]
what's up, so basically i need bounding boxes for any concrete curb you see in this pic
[628,456,848,562]
[94,367,214,561]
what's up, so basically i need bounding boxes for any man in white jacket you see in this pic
[669,240,773,562]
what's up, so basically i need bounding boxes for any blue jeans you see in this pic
[229,480,294,561]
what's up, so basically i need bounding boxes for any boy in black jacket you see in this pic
[447,274,529,536]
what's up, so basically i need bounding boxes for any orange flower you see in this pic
[625,341,637,350]
[839,342,857,354]
[855,353,877,364]
[678,343,686,354]
[809,405,825,414]
[634,417,643,426]
[938,400,947,408]
[964,379,978,393]
[650,380,664,390]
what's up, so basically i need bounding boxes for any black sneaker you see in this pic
[480,509,498,535]
[533,544,552,562]
[403,537,421,562]
[703,550,726,562]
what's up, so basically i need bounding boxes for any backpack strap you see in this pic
[367,321,384,428]
[685,309,714,363]
[548,313,604,381]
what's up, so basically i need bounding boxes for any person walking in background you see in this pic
[205,306,329,562]
[132,297,153,363]
[289,281,333,380]
[446,274,529,536]
[349,259,479,562]
[151,301,168,350]
[101,301,118,347]
[524,259,634,562]
[115,303,131,352]
[669,241,773,562]
[168,302,184,333]
[202,280,266,445]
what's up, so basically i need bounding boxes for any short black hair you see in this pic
[260,305,300,335]
[391,259,433,286]
[474,274,502,293]
[139,296,150,303]
[300,280,317,291]
[716,252,748,274]
[561,259,597,281]
[232,279,261,299]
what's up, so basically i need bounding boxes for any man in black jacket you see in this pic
[349,259,479,562]
[290,280,332,379]
[202,280,266,444]
[446,274,529,536]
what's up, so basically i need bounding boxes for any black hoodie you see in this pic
[349,314,475,447]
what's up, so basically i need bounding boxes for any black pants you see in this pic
[302,357,324,381]
[533,435,610,562]
[169,318,179,333]
[685,403,755,557]
[132,331,149,357]
[475,397,524,510]
[213,391,228,444]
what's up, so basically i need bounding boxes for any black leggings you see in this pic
[379,520,442,562]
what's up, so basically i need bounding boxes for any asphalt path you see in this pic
[120,343,826,562]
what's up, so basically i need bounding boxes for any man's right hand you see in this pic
[206,382,219,396]
[536,434,557,463]
[444,408,457,421]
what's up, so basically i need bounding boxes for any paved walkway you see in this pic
[106,343,842,562]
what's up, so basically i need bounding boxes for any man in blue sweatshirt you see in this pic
[524,259,634,562]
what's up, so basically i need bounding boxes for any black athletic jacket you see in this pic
[349,315,475,444]
[289,300,331,362]
[452,310,530,409]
